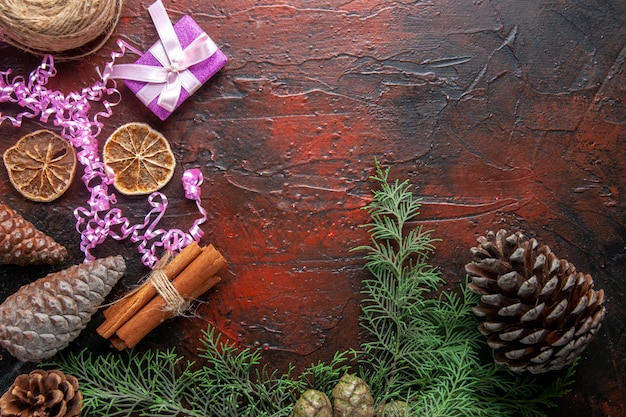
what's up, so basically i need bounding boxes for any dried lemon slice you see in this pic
[103,123,176,195]
[3,130,77,202]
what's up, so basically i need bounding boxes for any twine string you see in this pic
[0,0,124,59]
[148,251,189,316]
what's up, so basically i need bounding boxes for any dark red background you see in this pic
[1,1,624,416]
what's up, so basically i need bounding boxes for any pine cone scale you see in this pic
[500,327,524,341]
[497,270,524,294]
[539,276,559,297]
[498,301,530,317]
[545,299,568,324]
[480,321,507,333]
[504,346,536,360]
[530,348,553,363]
[517,276,538,299]
[520,302,545,322]
[486,335,508,349]
[481,293,517,308]
[519,328,547,345]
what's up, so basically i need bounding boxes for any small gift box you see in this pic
[110,0,227,120]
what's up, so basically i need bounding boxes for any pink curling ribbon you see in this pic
[107,0,218,112]
[182,168,207,241]
[0,52,209,269]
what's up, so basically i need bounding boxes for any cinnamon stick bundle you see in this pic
[97,243,226,349]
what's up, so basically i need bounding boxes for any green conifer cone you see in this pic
[332,374,374,417]
[293,389,332,417]
[375,401,407,417]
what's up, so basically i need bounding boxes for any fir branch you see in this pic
[353,161,576,416]
[51,326,354,417]
[51,348,200,417]
[194,326,355,416]
[194,325,300,416]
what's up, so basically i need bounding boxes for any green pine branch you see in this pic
[50,160,576,417]
[52,348,201,417]
[352,161,576,416]
[51,327,354,417]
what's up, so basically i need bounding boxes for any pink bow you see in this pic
[109,0,217,112]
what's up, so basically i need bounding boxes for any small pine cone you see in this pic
[0,369,82,417]
[0,204,67,266]
[332,374,374,417]
[375,401,407,417]
[0,255,126,362]
[293,389,332,417]
[466,229,606,374]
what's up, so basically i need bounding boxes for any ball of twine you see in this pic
[0,0,124,60]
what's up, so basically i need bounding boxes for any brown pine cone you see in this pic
[0,255,126,362]
[466,229,606,374]
[0,204,67,266]
[0,369,81,417]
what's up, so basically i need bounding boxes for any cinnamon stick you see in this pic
[97,242,203,339]
[111,244,226,349]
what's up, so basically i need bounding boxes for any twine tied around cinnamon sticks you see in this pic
[148,252,189,315]
[97,242,226,350]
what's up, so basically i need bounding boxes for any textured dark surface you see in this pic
[1,1,625,415]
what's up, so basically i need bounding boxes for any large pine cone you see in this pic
[466,230,606,374]
[0,204,67,266]
[0,255,126,362]
[0,369,81,417]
